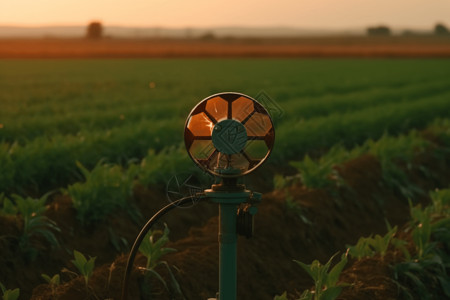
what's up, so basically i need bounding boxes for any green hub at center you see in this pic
[211,119,247,155]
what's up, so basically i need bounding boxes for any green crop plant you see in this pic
[366,132,429,199]
[14,194,61,256]
[393,252,450,299]
[391,188,450,299]
[290,155,333,189]
[407,189,450,260]
[138,224,182,297]
[71,250,96,289]
[281,122,447,200]
[41,273,60,296]
[66,161,140,225]
[138,146,192,187]
[281,187,450,300]
[289,154,336,190]
[347,226,397,260]
[289,145,362,190]
[273,174,291,190]
[14,193,48,218]
[367,131,428,162]
[393,254,450,300]
[346,236,373,260]
[139,223,176,271]
[429,189,450,217]
[2,193,60,260]
[408,200,433,260]
[0,282,19,300]
[273,174,303,190]
[428,189,450,256]
[390,237,412,262]
[293,252,348,300]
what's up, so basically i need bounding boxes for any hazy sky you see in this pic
[1,0,449,29]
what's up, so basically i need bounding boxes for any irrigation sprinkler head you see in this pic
[184,92,275,178]
[184,92,275,300]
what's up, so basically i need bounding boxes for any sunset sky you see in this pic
[1,0,449,29]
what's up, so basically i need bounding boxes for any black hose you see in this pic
[121,195,203,300]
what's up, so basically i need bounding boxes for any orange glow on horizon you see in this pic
[0,0,450,29]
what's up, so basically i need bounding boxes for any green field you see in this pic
[2,58,450,299]
[1,59,450,194]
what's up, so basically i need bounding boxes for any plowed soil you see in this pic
[1,36,450,58]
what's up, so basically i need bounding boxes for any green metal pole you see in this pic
[219,202,238,300]
[206,187,250,300]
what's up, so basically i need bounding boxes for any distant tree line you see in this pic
[83,20,450,39]
[367,22,450,37]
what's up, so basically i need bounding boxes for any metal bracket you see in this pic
[236,204,255,238]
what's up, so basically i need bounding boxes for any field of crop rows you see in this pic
[1,59,450,299]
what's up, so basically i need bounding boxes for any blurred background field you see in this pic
[1,58,450,194]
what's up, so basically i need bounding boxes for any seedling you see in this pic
[71,250,96,288]
[408,200,432,259]
[294,252,348,300]
[139,224,176,270]
[368,226,397,258]
[290,155,335,189]
[138,224,178,293]
[0,282,20,300]
[393,253,450,300]
[429,189,450,216]
[347,226,397,260]
[391,188,450,299]
[346,236,373,260]
[273,174,291,190]
[41,273,60,296]
[406,189,450,260]
[289,145,361,190]
[3,193,60,260]
[273,291,288,300]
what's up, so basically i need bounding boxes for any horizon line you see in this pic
[0,23,442,31]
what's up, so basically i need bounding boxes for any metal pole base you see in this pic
[205,188,251,300]
[205,180,261,300]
